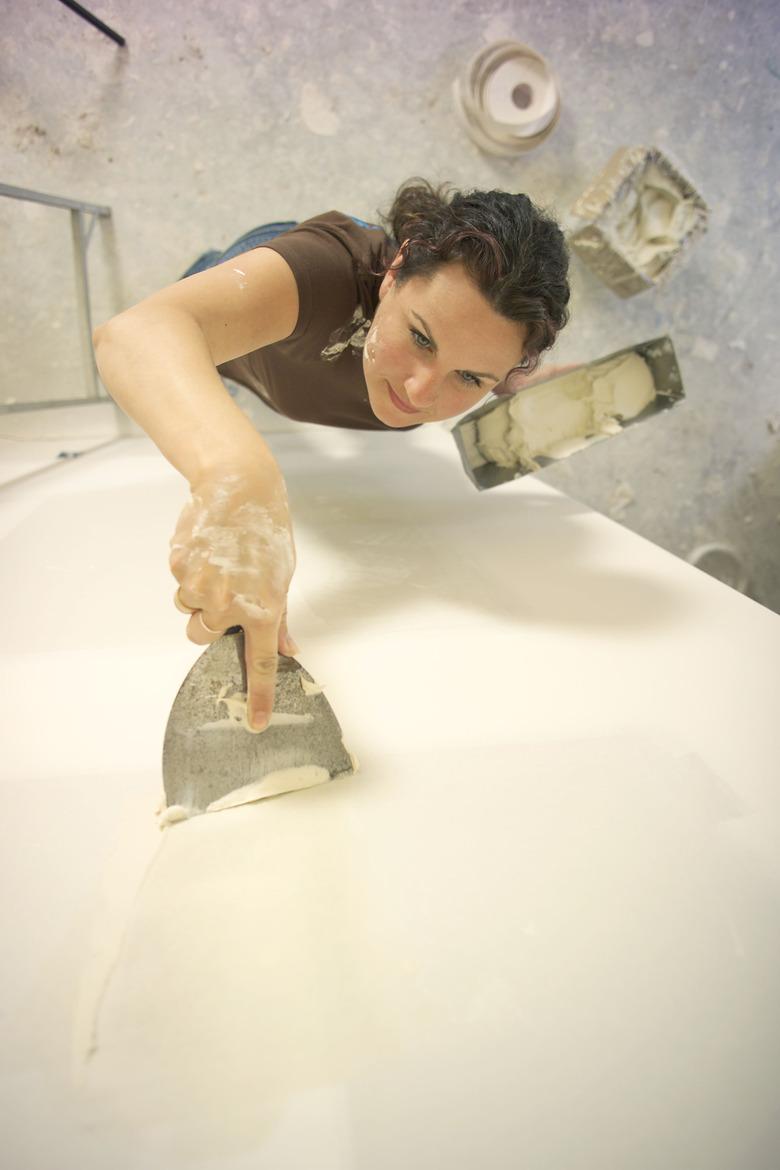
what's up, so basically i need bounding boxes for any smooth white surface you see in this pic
[0,401,121,486]
[2,429,779,1169]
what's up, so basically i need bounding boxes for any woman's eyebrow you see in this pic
[410,310,499,381]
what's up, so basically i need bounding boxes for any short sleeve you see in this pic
[259,212,382,351]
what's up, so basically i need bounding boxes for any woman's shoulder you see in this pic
[280,210,393,253]
[261,212,393,337]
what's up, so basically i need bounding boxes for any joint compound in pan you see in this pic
[568,148,708,299]
[458,421,488,470]
[601,163,700,278]
[475,352,656,473]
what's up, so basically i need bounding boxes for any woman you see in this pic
[93,179,570,729]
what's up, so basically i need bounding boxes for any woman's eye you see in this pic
[410,328,431,349]
[410,328,482,389]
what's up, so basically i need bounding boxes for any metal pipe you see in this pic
[0,183,110,218]
[70,210,101,399]
[0,184,112,407]
[55,0,125,47]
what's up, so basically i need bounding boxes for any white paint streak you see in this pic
[300,82,340,136]
[177,497,295,598]
[233,593,272,621]
[692,337,719,362]
[197,686,315,733]
[158,804,190,828]
[482,15,513,43]
[364,322,380,365]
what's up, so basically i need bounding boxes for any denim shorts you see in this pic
[180,215,380,279]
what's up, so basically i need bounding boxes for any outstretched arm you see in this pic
[93,246,301,729]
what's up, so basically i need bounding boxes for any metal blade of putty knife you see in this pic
[162,630,355,819]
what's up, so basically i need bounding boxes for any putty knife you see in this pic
[162,629,355,819]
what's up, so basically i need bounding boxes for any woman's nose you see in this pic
[404,366,439,408]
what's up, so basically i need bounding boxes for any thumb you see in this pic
[277,603,300,657]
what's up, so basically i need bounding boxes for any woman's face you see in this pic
[362,252,526,427]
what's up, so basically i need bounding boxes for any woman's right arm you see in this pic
[93,246,302,730]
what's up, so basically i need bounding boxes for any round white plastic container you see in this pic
[453,40,560,157]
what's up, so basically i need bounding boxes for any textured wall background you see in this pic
[1,0,778,609]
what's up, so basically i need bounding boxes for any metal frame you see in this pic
[55,0,126,47]
[0,182,112,411]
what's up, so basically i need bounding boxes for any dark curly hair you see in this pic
[376,178,570,376]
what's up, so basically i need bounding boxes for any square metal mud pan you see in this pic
[567,146,709,298]
[452,336,684,492]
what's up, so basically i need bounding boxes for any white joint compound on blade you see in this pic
[205,766,332,812]
[159,664,354,826]
[197,686,315,733]
[158,754,356,825]
[156,766,331,825]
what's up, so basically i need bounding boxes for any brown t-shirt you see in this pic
[217,211,420,432]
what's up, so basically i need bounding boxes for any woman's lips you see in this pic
[387,383,420,415]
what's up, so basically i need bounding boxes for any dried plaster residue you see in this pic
[159,762,335,827]
[199,686,315,733]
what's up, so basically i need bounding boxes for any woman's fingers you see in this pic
[186,609,225,645]
[173,586,196,614]
[277,604,300,657]
[176,587,297,731]
[168,471,297,726]
[179,596,294,724]
[243,622,280,731]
